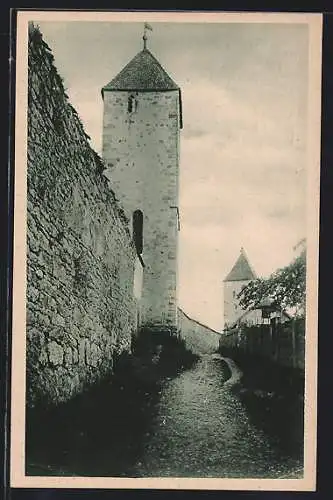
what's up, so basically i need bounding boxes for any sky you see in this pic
[35,19,309,331]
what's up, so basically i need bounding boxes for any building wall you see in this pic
[26,25,140,409]
[102,90,180,329]
[178,309,221,355]
[223,279,250,329]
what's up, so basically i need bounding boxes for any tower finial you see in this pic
[143,22,153,50]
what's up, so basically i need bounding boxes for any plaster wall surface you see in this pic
[224,280,251,329]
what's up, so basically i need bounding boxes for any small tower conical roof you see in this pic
[224,247,257,282]
[102,48,179,93]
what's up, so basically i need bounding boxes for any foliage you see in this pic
[238,248,306,315]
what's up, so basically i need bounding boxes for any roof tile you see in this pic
[102,48,179,92]
[224,248,257,282]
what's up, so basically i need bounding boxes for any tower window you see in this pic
[133,209,143,255]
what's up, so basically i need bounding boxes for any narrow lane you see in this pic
[131,354,302,478]
[26,352,303,478]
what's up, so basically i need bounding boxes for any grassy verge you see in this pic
[220,347,304,460]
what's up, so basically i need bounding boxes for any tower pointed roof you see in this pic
[224,248,257,282]
[102,48,179,93]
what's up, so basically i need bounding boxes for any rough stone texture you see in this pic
[102,87,180,329]
[178,308,221,355]
[26,25,139,408]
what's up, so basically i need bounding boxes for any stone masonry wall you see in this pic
[102,89,180,328]
[26,25,138,409]
[178,309,221,355]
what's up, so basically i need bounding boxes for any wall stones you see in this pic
[48,341,64,366]
[26,25,139,409]
[102,88,180,329]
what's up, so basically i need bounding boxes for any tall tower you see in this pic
[101,29,182,332]
[223,248,257,329]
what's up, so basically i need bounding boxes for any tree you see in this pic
[238,246,306,317]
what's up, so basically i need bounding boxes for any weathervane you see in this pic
[143,22,153,50]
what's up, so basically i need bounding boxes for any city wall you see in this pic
[26,25,139,408]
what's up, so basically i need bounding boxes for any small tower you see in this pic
[223,247,257,329]
[101,27,182,332]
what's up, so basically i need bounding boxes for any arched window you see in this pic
[133,210,143,255]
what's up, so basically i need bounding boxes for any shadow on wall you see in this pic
[131,326,200,376]
[25,354,162,477]
[25,330,200,477]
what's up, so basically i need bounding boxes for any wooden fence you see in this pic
[219,318,305,371]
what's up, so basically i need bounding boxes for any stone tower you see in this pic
[101,31,182,332]
[223,248,257,330]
